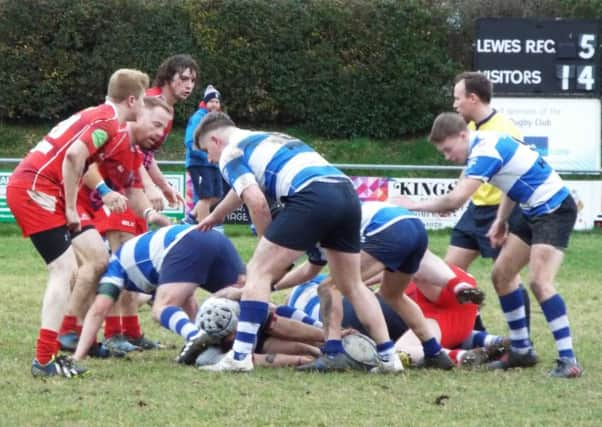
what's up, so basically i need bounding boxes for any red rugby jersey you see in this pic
[12,103,121,189]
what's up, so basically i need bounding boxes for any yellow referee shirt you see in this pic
[468,110,522,206]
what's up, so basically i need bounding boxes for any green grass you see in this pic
[1,223,601,426]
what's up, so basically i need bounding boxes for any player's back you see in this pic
[13,103,119,187]
[360,201,419,236]
[222,130,345,201]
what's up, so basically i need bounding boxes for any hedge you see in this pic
[0,0,599,139]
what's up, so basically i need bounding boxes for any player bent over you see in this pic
[72,225,245,365]
[194,112,402,373]
[395,112,582,378]
[7,68,148,378]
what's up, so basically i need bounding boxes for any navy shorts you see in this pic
[509,195,577,249]
[342,294,408,341]
[158,230,245,293]
[362,218,428,274]
[450,202,522,259]
[265,179,361,253]
[187,166,225,199]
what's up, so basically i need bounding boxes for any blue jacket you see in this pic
[184,107,217,168]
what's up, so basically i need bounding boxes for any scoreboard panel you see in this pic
[474,18,599,96]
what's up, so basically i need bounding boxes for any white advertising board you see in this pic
[492,97,601,171]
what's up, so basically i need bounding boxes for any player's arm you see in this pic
[146,155,183,207]
[72,282,121,360]
[487,195,517,248]
[273,261,324,291]
[62,140,91,232]
[124,186,171,227]
[82,163,128,213]
[393,177,481,214]
[139,164,165,211]
[197,189,243,231]
[240,184,271,237]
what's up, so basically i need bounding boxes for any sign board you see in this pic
[475,18,599,96]
[492,97,601,171]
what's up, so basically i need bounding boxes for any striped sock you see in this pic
[159,306,199,340]
[232,300,269,361]
[274,305,323,328]
[376,340,395,362]
[540,294,575,360]
[422,337,442,357]
[499,288,531,354]
[461,330,505,349]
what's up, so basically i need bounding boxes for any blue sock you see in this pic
[159,306,198,340]
[322,339,344,356]
[422,337,442,357]
[275,305,323,328]
[541,294,575,360]
[499,288,531,354]
[376,340,395,361]
[232,300,269,361]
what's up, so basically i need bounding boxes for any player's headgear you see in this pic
[196,297,240,339]
[203,84,221,104]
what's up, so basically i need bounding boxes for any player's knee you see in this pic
[529,280,556,302]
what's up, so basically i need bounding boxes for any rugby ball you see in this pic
[342,332,380,370]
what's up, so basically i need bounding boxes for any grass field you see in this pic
[1,223,601,426]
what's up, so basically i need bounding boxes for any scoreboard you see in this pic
[474,18,599,96]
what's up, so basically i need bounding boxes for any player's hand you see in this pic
[163,185,185,208]
[148,211,172,227]
[197,212,223,231]
[145,185,165,211]
[487,219,507,248]
[65,207,81,233]
[390,195,418,210]
[102,191,128,213]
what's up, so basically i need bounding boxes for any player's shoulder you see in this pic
[482,112,522,138]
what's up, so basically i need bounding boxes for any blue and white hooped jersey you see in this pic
[465,131,569,216]
[100,224,196,294]
[286,274,327,322]
[360,201,420,237]
[219,129,347,201]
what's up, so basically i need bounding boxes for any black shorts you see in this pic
[450,202,522,259]
[342,294,408,341]
[265,179,360,253]
[362,218,427,274]
[158,230,245,292]
[30,225,72,265]
[509,195,577,249]
[187,166,225,199]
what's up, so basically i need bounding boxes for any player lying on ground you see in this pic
[193,297,324,368]
[72,225,245,365]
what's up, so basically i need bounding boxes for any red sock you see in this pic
[122,315,142,339]
[104,316,122,339]
[36,328,58,365]
[447,349,464,366]
[59,315,78,335]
